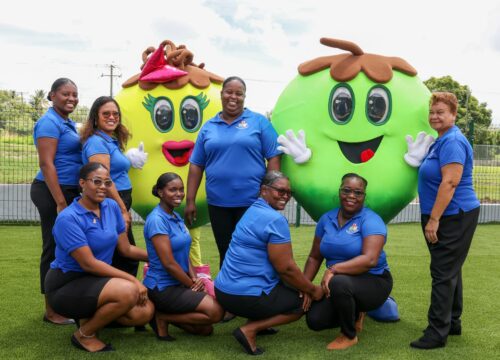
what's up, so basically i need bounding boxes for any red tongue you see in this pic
[360,149,375,163]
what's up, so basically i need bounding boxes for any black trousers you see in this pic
[306,271,393,339]
[421,207,479,341]
[111,189,139,277]
[207,204,249,268]
[30,180,80,294]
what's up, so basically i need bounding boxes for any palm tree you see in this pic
[30,90,49,122]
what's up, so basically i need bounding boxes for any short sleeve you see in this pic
[34,118,60,140]
[360,211,387,238]
[265,216,290,244]
[314,214,327,238]
[260,118,282,159]
[53,214,88,254]
[145,214,171,240]
[83,136,110,160]
[189,129,206,166]
[438,139,466,167]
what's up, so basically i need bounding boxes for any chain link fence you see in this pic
[1,97,499,224]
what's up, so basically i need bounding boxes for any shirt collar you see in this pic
[327,207,365,228]
[212,108,250,124]
[435,125,459,144]
[158,205,183,222]
[72,196,108,215]
[49,107,77,130]
[96,130,117,143]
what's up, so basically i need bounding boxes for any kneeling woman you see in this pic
[303,173,393,350]
[144,173,224,340]
[45,162,154,353]
[215,171,323,355]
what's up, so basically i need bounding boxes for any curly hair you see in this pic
[430,92,458,115]
[80,96,130,151]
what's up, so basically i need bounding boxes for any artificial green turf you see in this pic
[0,224,499,359]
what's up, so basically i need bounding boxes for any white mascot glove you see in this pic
[277,129,312,164]
[404,132,435,167]
[125,141,148,169]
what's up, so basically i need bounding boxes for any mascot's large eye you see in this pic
[329,84,354,124]
[366,86,391,125]
[153,98,174,132]
[180,97,202,132]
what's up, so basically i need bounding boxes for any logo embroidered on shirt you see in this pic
[236,120,248,129]
[346,223,359,234]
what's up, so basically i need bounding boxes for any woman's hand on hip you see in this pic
[135,280,149,306]
[425,218,439,244]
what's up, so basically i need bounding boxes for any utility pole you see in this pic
[101,63,121,97]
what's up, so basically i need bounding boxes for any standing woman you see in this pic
[410,92,480,349]
[45,162,153,352]
[185,76,281,271]
[144,173,224,340]
[80,96,138,277]
[30,78,82,324]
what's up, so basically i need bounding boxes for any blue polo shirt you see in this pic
[315,207,389,275]
[50,198,126,273]
[82,131,132,191]
[418,126,479,215]
[143,205,192,291]
[33,107,82,185]
[190,108,281,207]
[215,198,291,296]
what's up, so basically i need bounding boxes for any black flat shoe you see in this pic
[232,328,264,356]
[43,315,75,325]
[70,335,114,352]
[149,318,176,341]
[410,335,446,350]
[449,325,462,335]
[221,313,237,323]
[257,327,279,336]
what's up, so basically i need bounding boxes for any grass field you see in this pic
[0,224,499,359]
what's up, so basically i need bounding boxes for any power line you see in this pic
[101,64,121,97]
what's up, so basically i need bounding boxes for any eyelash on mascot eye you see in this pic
[142,92,209,116]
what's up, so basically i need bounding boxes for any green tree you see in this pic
[424,76,494,144]
[0,90,33,134]
[29,89,49,122]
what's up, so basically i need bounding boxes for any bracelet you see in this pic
[328,265,338,275]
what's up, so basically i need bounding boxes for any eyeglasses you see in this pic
[339,188,365,198]
[100,111,120,119]
[85,178,113,187]
[265,184,293,198]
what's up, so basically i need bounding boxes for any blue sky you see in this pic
[1,0,500,125]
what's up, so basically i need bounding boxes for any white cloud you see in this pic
[1,0,499,125]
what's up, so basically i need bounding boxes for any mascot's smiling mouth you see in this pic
[337,136,383,163]
[162,140,194,167]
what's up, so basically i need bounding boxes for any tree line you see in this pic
[0,76,499,145]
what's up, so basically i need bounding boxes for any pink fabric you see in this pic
[139,44,187,83]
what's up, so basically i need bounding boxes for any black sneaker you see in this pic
[410,335,446,350]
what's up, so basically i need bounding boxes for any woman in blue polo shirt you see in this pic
[144,173,224,340]
[81,96,138,277]
[215,171,323,355]
[185,76,281,271]
[410,92,480,350]
[45,162,153,352]
[30,78,83,325]
[303,173,392,351]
